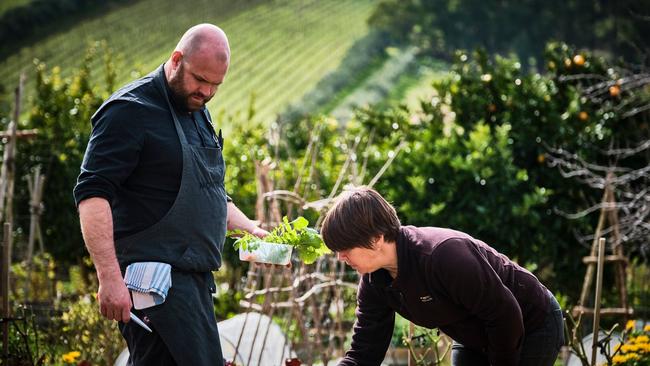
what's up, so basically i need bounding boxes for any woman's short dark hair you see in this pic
[321,186,401,252]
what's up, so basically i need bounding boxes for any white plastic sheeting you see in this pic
[566,331,621,366]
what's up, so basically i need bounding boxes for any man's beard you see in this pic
[167,62,210,112]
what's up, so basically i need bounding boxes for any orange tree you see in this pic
[353,43,648,296]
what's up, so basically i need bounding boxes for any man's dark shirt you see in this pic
[73,68,223,240]
[339,226,549,366]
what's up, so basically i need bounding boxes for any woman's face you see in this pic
[336,237,385,275]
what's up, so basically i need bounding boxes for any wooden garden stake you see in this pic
[2,222,11,361]
[24,166,46,300]
[591,238,606,366]
[0,74,37,257]
[408,322,415,366]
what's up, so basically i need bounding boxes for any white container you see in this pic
[238,241,293,265]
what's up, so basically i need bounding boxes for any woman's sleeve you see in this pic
[338,275,395,366]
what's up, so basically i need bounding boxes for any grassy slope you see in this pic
[326,49,449,124]
[1,0,375,124]
[386,58,449,111]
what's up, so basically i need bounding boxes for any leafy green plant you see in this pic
[230,216,330,264]
[61,294,125,366]
[15,43,110,267]
[400,322,450,365]
[10,253,56,303]
[3,307,49,366]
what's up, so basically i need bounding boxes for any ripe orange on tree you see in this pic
[579,111,589,121]
[573,54,585,66]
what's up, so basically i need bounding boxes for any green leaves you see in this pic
[15,44,111,265]
[296,228,332,264]
[229,216,330,264]
[291,216,309,230]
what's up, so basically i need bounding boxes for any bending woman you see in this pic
[321,187,564,366]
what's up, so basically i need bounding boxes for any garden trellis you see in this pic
[546,64,650,316]
[570,176,633,320]
[547,70,650,254]
[546,64,649,365]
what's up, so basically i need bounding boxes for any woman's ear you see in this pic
[372,234,385,249]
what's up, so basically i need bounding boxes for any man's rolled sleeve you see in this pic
[73,101,144,207]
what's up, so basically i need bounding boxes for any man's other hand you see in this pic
[98,276,132,323]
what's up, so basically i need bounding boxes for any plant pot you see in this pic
[239,241,293,265]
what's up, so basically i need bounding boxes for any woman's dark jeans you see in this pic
[451,290,565,366]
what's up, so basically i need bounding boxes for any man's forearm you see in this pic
[78,196,131,322]
[226,202,259,233]
[78,197,122,281]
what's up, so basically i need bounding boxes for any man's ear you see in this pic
[170,51,183,69]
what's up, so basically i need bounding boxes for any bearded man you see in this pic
[74,24,266,365]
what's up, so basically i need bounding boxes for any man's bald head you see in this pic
[164,24,231,112]
[175,23,230,64]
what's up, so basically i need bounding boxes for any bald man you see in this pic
[74,24,265,365]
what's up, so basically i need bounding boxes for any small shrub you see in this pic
[60,295,125,365]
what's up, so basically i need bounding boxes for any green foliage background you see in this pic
[1,0,649,361]
[14,42,114,264]
[369,0,650,63]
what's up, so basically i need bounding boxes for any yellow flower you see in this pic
[612,354,626,364]
[612,352,644,364]
[644,324,650,332]
[638,343,650,353]
[635,335,650,344]
[621,343,639,353]
[61,351,81,364]
[626,320,636,331]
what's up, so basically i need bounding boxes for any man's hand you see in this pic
[97,276,132,323]
[78,197,132,323]
[251,226,269,238]
[226,203,289,268]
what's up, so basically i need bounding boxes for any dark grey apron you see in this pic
[113,65,228,365]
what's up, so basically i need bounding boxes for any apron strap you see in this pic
[200,109,223,149]
[155,66,189,146]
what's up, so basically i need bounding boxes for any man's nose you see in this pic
[199,84,214,97]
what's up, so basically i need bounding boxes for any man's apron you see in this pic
[108,65,228,365]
